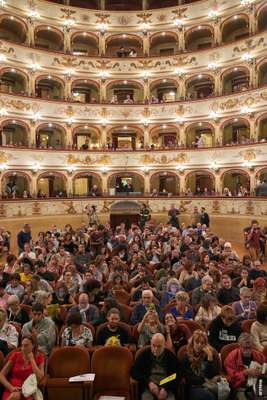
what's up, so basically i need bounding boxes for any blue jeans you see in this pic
[189,387,217,400]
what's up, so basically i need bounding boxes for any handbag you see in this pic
[204,376,230,400]
[22,373,43,400]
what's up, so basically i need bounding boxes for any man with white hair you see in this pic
[131,333,180,400]
[191,275,216,306]
[130,289,162,325]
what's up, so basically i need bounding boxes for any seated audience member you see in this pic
[182,330,221,400]
[137,306,165,347]
[130,289,162,325]
[248,260,267,281]
[251,277,267,304]
[217,274,240,305]
[52,282,75,305]
[160,278,182,307]
[183,264,206,292]
[5,274,24,300]
[191,275,215,307]
[131,333,180,400]
[0,308,18,356]
[195,294,221,327]
[164,313,191,352]
[61,312,93,348]
[235,267,253,289]
[69,293,99,325]
[170,291,194,320]
[96,308,129,346]
[232,287,257,321]
[19,263,33,283]
[22,302,56,355]
[250,303,267,352]
[208,305,242,352]
[0,336,45,400]
[7,295,30,326]
[224,333,266,400]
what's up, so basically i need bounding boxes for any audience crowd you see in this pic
[0,214,266,399]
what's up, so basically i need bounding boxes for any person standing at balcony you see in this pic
[200,207,210,228]
[139,203,151,229]
[245,220,264,261]
[168,204,180,229]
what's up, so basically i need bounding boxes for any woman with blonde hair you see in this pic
[170,291,193,320]
[182,330,220,400]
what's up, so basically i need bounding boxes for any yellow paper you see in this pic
[159,373,176,386]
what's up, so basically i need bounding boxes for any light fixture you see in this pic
[233,15,238,20]
[198,26,202,30]
[141,166,150,173]
[47,75,52,79]
[123,125,128,130]
[28,10,40,19]
[12,119,16,124]
[11,68,15,73]
[0,54,7,62]
[241,106,252,114]
[175,116,184,124]
[67,164,76,173]
[175,165,185,172]
[0,108,7,116]
[122,34,126,38]
[100,166,109,172]
[0,0,6,7]
[98,22,108,33]
[0,162,7,172]
[162,79,166,83]
[208,10,218,18]
[64,18,75,27]
[162,124,167,129]
[31,112,40,122]
[173,18,184,26]
[67,117,75,125]
[100,118,107,126]
[198,74,202,79]
[209,111,219,120]
[161,32,166,36]
[175,67,185,76]
[32,162,41,172]
[240,0,254,5]
[142,119,149,126]
[123,80,127,84]
[141,70,150,79]
[210,161,219,171]
[47,26,51,30]
[99,70,109,79]
[84,125,88,129]
[30,63,40,71]
[83,32,87,36]
[241,52,253,62]
[10,16,14,20]
[65,68,74,77]
[208,62,219,71]
[48,123,53,127]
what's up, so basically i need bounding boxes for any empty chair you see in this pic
[90,346,133,399]
[46,346,90,400]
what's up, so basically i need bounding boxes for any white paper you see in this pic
[69,373,95,382]
[99,397,125,400]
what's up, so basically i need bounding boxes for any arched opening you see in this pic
[150,172,179,196]
[105,0,142,10]
[256,169,267,196]
[105,34,142,57]
[222,118,250,145]
[150,79,179,103]
[0,121,29,147]
[2,172,30,199]
[0,16,27,43]
[37,173,67,198]
[73,172,102,197]
[107,80,143,104]
[73,126,100,149]
[186,75,214,100]
[221,15,249,43]
[68,0,100,7]
[108,126,144,150]
[110,201,141,229]
[35,76,64,100]
[72,80,99,103]
[150,32,178,56]
[148,0,178,7]
[258,116,267,142]
[71,33,99,56]
[36,124,66,150]
[258,62,267,86]
[150,125,179,148]
[0,69,27,95]
[186,171,215,196]
[222,170,250,196]
[222,67,250,95]
[34,26,64,51]
[185,26,213,51]
[258,6,267,32]
[186,122,214,148]
[108,173,144,196]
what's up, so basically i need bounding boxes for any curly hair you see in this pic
[187,330,210,375]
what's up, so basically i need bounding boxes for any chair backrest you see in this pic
[20,304,32,315]
[163,299,177,314]
[91,346,133,393]
[95,322,132,344]
[48,346,90,378]
[113,290,131,305]
[179,320,204,334]
[119,304,132,323]
[241,319,255,333]
[220,343,240,372]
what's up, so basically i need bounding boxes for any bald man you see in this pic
[131,333,180,400]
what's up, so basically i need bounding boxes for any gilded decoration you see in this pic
[136,13,152,24]
[242,150,256,162]
[63,201,77,214]
[232,37,266,56]
[66,154,92,165]
[179,200,192,213]
[219,98,239,111]
[97,155,111,165]
[0,152,9,164]
[140,153,188,165]
[171,8,188,20]
[95,13,110,24]
[0,42,15,56]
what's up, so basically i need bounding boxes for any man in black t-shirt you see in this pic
[96,308,129,346]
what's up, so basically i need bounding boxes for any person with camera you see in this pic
[137,304,165,347]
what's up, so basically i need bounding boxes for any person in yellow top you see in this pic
[19,263,33,283]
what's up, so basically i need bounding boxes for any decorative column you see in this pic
[29,122,36,147]
[142,0,148,10]
[249,113,256,142]
[144,172,150,194]
[65,125,73,148]
[63,28,71,54]
[178,76,186,100]
[27,18,35,47]
[100,80,107,103]
[179,124,186,147]
[31,175,37,198]
[179,173,186,195]
[99,33,106,56]
[213,17,222,46]
[249,59,257,89]
[143,79,149,102]
[28,73,35,96]
[100,126,107,147]
[101,173,108,194]
[215,173,221,194]
[143,33,149,57]
[214,122,222,146]
[66,174,73,196]
[143,126,150,148]
[214,69,221,96]
[178,27,185,52]
[250,170,257,195]
[248,5,257,35]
